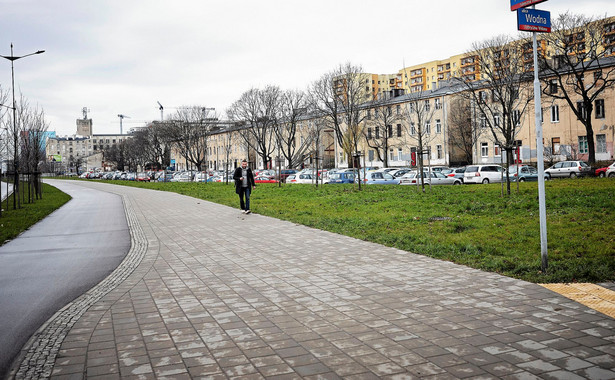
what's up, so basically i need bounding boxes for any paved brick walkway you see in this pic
[10,180,615,379]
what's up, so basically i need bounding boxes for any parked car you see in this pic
[136,172,151,182]
[255,175,278,183]
[389,168,413,178]
[507,164,549,182]
[278,169,297,183]
[428,166,450,173]
[544,160,591,178]
[287,173,316,184]
[327,172,356,184]
[156,172,174,182]
[171,172,193,182]
[399,171,462,185]
[463,165,504,184]
[605,162,615,178]
[595,162,614,177]
[441,167,466,182]
[363,171,400,185]
[193,171,211,182]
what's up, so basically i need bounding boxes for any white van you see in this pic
[464,165,504,184]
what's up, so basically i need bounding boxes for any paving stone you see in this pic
[12,182,615,380]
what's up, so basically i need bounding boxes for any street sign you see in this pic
[510,0,547,11]
[517,8,551,33]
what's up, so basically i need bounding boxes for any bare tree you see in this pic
[275,89,313,168]
[363,102,403,168]
[228,86,281,169]
[309,63,371,169]
[401,92,437,192]
[15,96,48,202]
[539,12,615,164]
[455,35,533,195]
[448,96,480,165]
[163,106,216,171]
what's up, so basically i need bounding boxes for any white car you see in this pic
[544,161,592,178]
[606,162,615,178]
[399,171,462,185]
[286,173,316,184]
[171,172,194,182]
[463,165,504,184]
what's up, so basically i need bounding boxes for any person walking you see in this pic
[233,159,256,214]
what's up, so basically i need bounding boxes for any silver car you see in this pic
[544,161,591,178]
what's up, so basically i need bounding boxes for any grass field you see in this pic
[0,183,72,244]
[104,177,615,284]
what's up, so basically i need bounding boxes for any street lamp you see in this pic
[1,44,45,209]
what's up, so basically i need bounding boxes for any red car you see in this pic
[136,172,151,182]
[255,175,278,183]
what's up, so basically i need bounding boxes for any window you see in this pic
[368,150,374,161]
[410,123,416,135]
[494,114,500,127]
[494,145,501,157]
[435,98,442,109]
[396,124,402,137]
[425,122,431,134]
[389,149,394,161]
[551,105,560,122]
[387,125,393,138]
[480,115,487,129]
[597,134,607,153]
[367,110,371,120]
[549,80,558,94]
[552,137,561,154]
[396,105,400,115]
[579,136,588,154]
[398,148,403,161]
[512,110,521,126]
[436,145,442,159]
[576,101,588,120]
[481,142,489,158]
[424,100,430,111]
[595,99,605,119]
[375,127,380,139]
[436,119,442,134]
[367,128,373,139]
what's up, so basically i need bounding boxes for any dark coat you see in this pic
[233,166,255,194]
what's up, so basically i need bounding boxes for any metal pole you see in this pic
[532,17,549,272]
[10,44,19,210]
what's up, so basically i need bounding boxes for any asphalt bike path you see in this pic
[0,181,130,378]
[8,180,615,379]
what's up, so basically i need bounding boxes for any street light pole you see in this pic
[1,44,45,209]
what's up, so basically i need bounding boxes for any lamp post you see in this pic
[1,44,44,209]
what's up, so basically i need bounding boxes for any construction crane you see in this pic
[117,114,129,135]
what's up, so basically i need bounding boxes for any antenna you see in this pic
[117,114,130,135]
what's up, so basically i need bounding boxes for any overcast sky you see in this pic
[1,0,614,136]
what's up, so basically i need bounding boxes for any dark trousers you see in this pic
[238,186,251,210]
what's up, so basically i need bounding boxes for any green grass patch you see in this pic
[74,178,615,283]
[0,183,72,244]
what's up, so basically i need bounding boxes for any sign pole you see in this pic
[531,5,549,272]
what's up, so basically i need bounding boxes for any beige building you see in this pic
[46,111,132,172]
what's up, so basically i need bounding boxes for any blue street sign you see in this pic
[510,0,548,11]
[517,8,551,33]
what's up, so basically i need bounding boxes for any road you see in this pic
[0,180,130,378]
